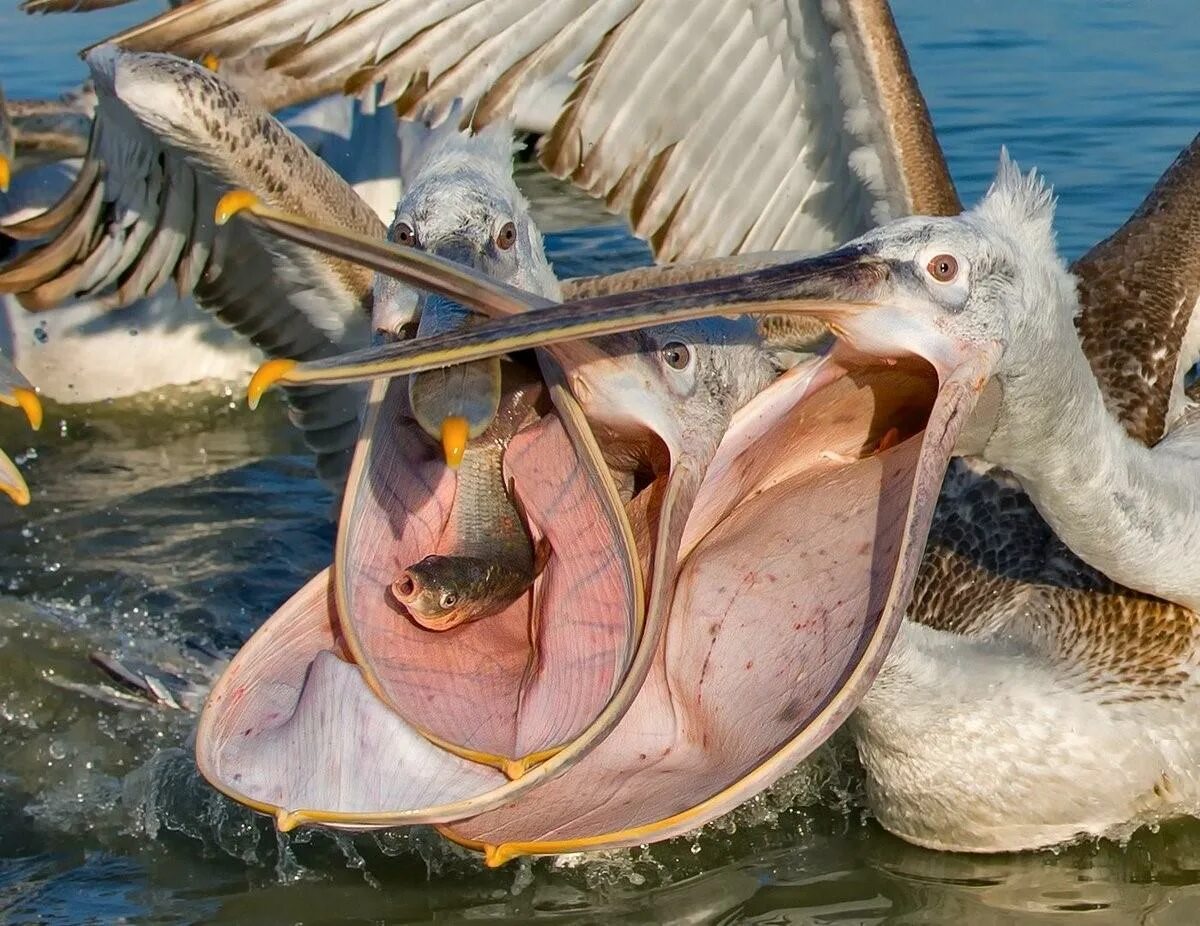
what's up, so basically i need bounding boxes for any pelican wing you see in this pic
[0,46,385,486]
[1073,131,1200,447]
[104,0,958,261]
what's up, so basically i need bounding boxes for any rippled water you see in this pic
[1,2,1200,923]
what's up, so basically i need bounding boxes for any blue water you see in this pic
[0,2,1199,924]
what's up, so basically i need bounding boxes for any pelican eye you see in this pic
[496,221,517,250]
[439,591,458,609]
[926,254,958,283]
[660,341,693,371]
[395,222,418,247]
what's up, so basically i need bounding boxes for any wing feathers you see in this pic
[103,0,950,262]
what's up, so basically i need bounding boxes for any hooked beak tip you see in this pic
[247,358,297,409]
[440,415,469,469]
[12,388,41,431]
[1,480,30,507]
[0,156,9,194]
[215,189,260,226]
[201,52,220,72]
[483,843,519,867]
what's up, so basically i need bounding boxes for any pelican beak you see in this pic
[196,350,656,830]
[436,341,1000,864]
[220,206,889,398]
[212,198,1006,860]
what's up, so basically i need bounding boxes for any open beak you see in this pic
[207,197,1004,860]
[196,344,672,830]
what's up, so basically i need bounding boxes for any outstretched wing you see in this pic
[1072,131,1200,447]
[105,0,959,263]
[0,47,387,486]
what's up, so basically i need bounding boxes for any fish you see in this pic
[392,371,552,631]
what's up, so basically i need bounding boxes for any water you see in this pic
[0,2,1199,923]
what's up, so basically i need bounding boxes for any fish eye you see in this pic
[439,591,458,609]
[395,221,418,247]
[926,253,958,283]
[660,341,692,371]
[495,221,517,251]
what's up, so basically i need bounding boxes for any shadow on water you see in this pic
[2,0,1200,922]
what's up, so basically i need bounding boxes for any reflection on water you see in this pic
[1,1,1200,923]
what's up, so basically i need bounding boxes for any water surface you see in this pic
[1,3,1199,924]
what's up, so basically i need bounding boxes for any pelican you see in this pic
[12,0,976,415]
[226,126,1200,858]
[0,34,407,406]
[29,0,1200,857]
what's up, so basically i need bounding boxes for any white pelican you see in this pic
[0,30,407,405]
[229,127,1200,858]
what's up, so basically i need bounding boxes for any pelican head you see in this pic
[375,123,559,464]
[810,152,1070,383]
[553,318,774,475]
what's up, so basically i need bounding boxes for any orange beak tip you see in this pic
[483,844,517,868]
[12,388,41,431]
[0,156,10,194]
[201,52,220,72]
[247,358,297,409]
[214,189,260,226]
[1,480,30,507]
[440,416,469,469]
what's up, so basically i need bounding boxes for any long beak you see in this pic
[217,196,874,404]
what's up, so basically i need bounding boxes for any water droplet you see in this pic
[48,741,66,760]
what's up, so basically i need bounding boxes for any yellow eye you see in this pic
[395,222,417,246]
[496,221,517,250]
[927,254,958,283]
[661,341,692,371]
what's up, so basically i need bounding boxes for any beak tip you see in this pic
[440,415,469,469]
[247,358,297,409]
[483,843,517,867]
[13,388,42,431]
[215,189,260,226]
[0,157,9,194]
[1,477,30,507]
[201,52,220,72]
